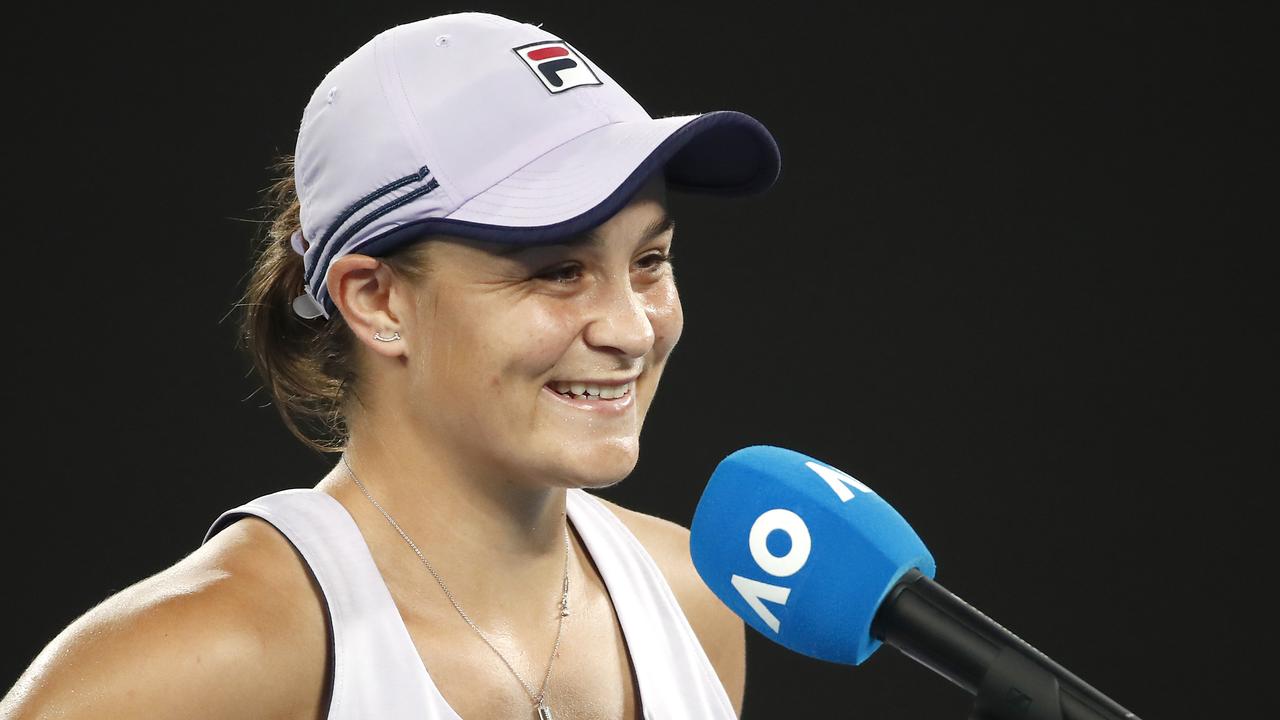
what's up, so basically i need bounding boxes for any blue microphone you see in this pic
[689,445,1141,720]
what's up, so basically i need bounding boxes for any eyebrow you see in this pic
[496,212,675,256]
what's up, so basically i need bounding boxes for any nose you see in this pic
[582,275,655,359]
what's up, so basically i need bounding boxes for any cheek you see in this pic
[647,280,684,355]
[416,289,578,389]
[504,304,584,374]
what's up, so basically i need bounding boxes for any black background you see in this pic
[2,2,1268,718]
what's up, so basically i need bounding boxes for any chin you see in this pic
[559,438,639,490]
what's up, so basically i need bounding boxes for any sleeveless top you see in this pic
[202,487,737,719]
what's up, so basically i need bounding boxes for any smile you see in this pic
[542,380,636,415]
[548,380,633,400]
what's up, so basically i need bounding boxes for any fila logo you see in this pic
[512,40,602,94]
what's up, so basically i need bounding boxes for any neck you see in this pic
[314,407,573,622]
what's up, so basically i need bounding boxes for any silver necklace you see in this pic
[341,454,570,720]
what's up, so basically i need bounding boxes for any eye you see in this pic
[638,251,675,272]
[533,252,675,284]
[536,263,582,284]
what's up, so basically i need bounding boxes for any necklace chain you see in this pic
[341,454,570,712]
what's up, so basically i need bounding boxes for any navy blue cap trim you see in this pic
[304,165,434,289]
[317,110,781,317]
[313,178,441,308]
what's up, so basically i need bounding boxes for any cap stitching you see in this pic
[387,27,459,210]
[305,168,433,288]
[314,177,441,307]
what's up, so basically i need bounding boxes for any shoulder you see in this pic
[1,515,328,720]
[587,493,746,715]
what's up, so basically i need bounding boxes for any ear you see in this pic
[326,253,412,358]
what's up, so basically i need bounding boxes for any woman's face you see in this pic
[402,174,683,489]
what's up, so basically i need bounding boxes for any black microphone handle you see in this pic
[870,569,1141,720]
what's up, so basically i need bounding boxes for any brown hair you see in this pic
[236,153,433,452]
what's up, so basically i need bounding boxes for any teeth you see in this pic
[551,380,632,400]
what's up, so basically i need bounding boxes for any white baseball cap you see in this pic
[290,11,781,319]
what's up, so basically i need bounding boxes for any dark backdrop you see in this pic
[3,2,1268,718]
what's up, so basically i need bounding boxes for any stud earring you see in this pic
[373,330,401,342]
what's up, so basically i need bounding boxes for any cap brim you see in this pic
[353,110,779,253]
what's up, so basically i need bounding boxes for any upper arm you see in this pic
[2,578,275,719]
[1,518,328,720]
[594,497,747,716]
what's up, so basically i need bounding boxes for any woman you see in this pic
[2,12,779,719]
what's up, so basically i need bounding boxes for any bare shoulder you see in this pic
[588,494,746,715]
[1,516,328,720]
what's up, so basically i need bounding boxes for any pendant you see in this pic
[537,701,555,720]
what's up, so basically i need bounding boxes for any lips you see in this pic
[547,379,633,400]
[541,383,635,415]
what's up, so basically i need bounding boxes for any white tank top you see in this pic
[202,487,737,719]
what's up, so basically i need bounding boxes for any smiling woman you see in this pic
[1,11,778,720]
[322,172,686,500]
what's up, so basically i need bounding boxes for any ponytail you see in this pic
[236,155,352,451]
[236,154,432,452]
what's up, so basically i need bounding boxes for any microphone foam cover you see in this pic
[690,445,935,665]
